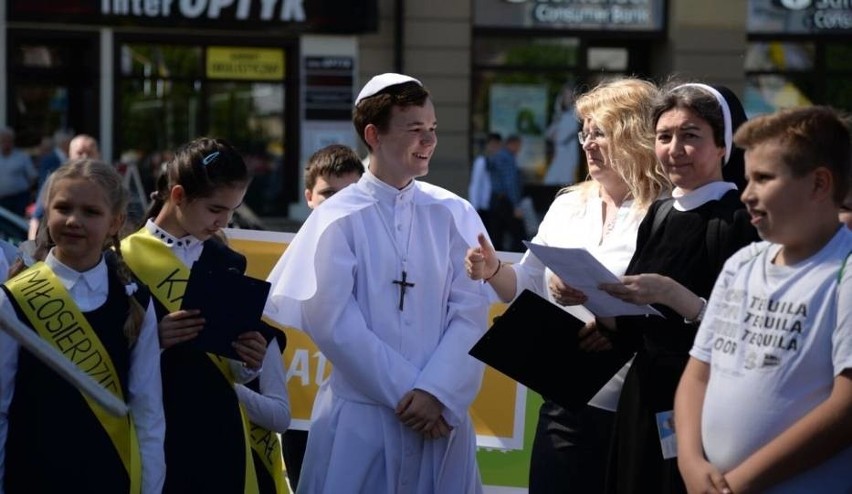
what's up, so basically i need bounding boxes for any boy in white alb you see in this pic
[675,106,852,493]
[265,74,490,494]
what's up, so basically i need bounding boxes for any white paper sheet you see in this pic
[523,241,663,318]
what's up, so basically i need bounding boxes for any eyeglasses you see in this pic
[578,130,606,144]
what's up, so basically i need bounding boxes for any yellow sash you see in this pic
[250,421,288,494]
[120,227,259,494]
[4,263,142,494]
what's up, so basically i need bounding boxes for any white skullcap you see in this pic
[355,73,422,106]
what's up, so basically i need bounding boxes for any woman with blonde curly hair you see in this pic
[466,76,670,492]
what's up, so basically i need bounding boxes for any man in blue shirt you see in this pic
[488,134,525,251]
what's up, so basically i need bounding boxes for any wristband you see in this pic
[484,260,502,282]
[684,297,707,324]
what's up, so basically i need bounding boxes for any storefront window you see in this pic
[14,45,65,68]
[587,47,628,71]
[13,84,69,144]
[119,79,200,156]
[208,82,285,214]
[825,43,852,112]
[118,41,291,215]
[7,31,100,149]
[472,37,580,185]
[745,41,814,71]
[827,43,852,70]
[745,74,815,117]
[474,36,579,68]
[745,40,852,116]
[121,44,202,78]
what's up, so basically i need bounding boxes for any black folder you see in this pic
[469,289,634,409]
[180,264,273,360]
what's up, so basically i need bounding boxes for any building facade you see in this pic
[2,0,850,221]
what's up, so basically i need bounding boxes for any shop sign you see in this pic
[474,0,665,32]
[207,47,285,81]
[304,56,355,121]
[8,0,377,34]
[749,0,852,34]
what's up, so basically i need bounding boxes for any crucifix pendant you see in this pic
[392,270,415,311]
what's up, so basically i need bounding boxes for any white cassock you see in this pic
[265,170,490,494]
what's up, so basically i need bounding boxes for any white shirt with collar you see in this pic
[0,251,165,493]
[672,181,738,212]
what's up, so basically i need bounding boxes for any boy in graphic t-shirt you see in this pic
[674,106,852,493]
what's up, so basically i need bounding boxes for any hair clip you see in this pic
[201,151,220,166]
[124,282,138,296]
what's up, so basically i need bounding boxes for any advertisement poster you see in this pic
[489,83,548,181]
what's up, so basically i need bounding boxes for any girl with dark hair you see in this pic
[122,137,289,493]
[0,159,165,493]
[596,83,760,493]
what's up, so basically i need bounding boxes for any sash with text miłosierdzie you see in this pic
[4,262,142,494]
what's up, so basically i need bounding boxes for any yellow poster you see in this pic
[207,46,285,81]
[224,228,526,450]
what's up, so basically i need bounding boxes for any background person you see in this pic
[468,132,502,227]
[488,134,526,251]
[35,129,72,193]
[303,144,364,209]
[0,127,37,217]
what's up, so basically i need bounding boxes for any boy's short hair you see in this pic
[304,144,364,191]
[734,106,850,204]
[352,81,430,152]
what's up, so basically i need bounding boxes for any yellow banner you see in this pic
[207,46,285,81]
[225,228,526,450]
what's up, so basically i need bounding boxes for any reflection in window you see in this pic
[120,44,202,79]
[473,70,582,183]
[120,79,200,154]
[17,46,56,68]
[745,42,813,71]
[474,36,579,68]
[826,77,852,114]
[745,40,852,115]
[14,85,68,145]
[117,42,290,215]
[208,83,285,214]
[826,43,852,71]
[587,47,628,71]
[744,75,813,117]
